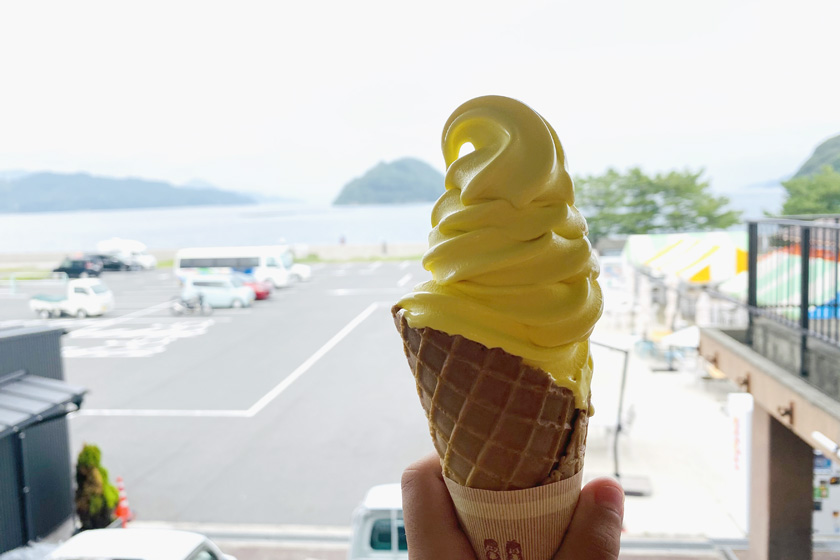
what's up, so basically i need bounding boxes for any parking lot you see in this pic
[1,261,762,559]
[0,262,434,531]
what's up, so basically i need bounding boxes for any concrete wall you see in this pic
[751,318,840,400]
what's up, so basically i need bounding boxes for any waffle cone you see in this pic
[393,306,589,492]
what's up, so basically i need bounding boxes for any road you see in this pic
[0,262,434,529]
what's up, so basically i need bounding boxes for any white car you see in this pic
[289,262,312,282]
[47,528,236,560]
[97,238,158,270]
[348,483,407,559]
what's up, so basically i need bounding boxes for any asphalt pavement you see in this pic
[0,263,434,530]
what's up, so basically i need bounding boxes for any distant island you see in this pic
[334,157,444,205]
[794,133,840,178]
[0,172,256,213]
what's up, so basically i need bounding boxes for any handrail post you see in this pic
[747,222,758,346]
[800,227,810,378]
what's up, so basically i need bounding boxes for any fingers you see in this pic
[401,453,476,560]
[554,477,624,560]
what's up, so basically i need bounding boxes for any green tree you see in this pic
[781,165,840,215]
[574,167,741,243]
[75,444,119,530]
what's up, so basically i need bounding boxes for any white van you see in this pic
[174,246,292,288]
[348,483,408,560]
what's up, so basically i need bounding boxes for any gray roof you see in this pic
[0,371,86,440]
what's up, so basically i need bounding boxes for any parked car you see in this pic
[349,483,407,559]
[29,278,114,318]
[276,247,312,282]
[53,255,103,278]
[233,272,273,300]
[97,237,158,270]
[88,252,136,271]
[46,528,236,560]
[181,274,255,308]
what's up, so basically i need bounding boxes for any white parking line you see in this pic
[397,273,412,287]
[74,302,381,419]
[0,300,173,332]
[246,302,379,416]
[327,288,404,296]
[71,301,173,335]
[399,261,411,269]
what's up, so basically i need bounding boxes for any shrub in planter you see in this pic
[75,444,119,530]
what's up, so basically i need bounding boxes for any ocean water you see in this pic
[0,202,436,253]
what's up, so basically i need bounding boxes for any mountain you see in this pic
[0,172,256,213]
[793,133,840,178]
[0,170,31,181]
[333,157,444,205]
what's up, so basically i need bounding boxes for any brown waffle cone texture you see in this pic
[393,306,588,491]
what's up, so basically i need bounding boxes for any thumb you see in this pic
[401,454,476,560]
[554,478,624,560]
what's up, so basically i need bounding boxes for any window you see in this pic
[397,519,407,551]
[190,549,219,560]
[369,518,407,551]
[181,258,214,268]
[91,284,108,294]
[73,287,87,294]
[369,519,392,551]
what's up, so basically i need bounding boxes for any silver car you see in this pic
[180,275,256,309]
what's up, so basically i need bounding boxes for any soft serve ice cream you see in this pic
[396,95,602,407]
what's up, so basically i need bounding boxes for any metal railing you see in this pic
[746,217,840,377]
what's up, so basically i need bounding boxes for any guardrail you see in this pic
[746,217,840,377]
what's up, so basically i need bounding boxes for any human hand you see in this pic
[402,454,624,560]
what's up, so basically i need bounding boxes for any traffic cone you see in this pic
[114,476,134,527]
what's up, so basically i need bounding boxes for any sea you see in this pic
[0,202,436,254]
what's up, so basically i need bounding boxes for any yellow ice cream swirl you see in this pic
[397,95,602,407]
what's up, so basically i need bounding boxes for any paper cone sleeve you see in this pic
[445,470,583,560]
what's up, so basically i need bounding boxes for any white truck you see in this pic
[29,278,115,319]
[349,483,408,559]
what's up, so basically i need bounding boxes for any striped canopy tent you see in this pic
[623,231,748,285]
[717,250,840,318]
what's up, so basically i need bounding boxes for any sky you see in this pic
[1,0,839,205]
